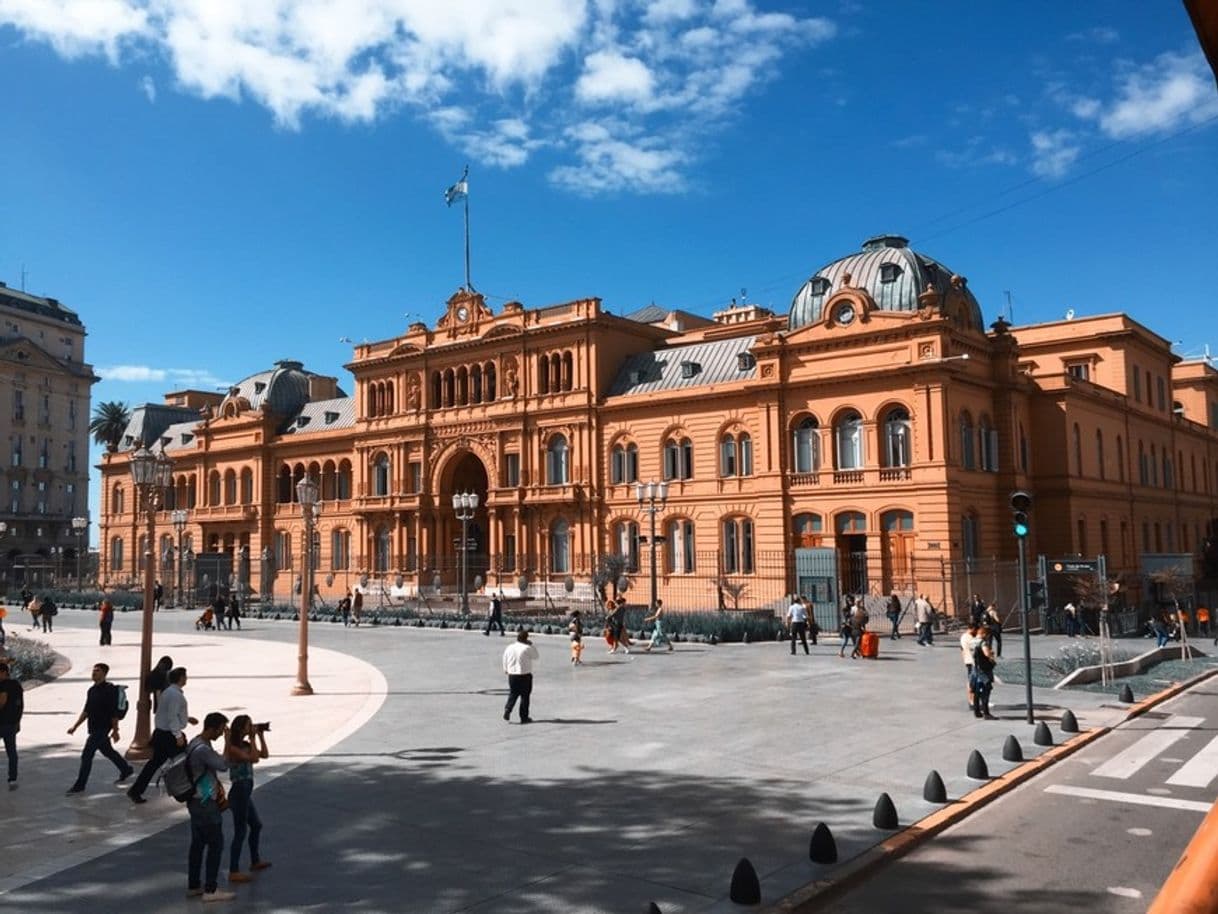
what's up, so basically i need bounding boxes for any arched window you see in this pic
[663,436,693,480]
[614,520,639,572]
[208,471,221,506]
[456,366,469,406]
[960,411,976,469]
[337,460,352,500]
[223,469,237,505]
[330,528,350,570]
[110,536,124,571]
[374,525,391,572]
[550,519,570,573]
[883,407,911,468]
[1096,430,1106,481]
[471,364,483,403]
[739,433,753,476]
[792,513,823,547]
[385,381,394,414]
[112,484,124,515]
[835,511,866,534]
[443,368,455,408]
[721,517,755,574]
[1072,423,1083,476]
[610,443,638,485]
[1138,441,1148,485]
[484,363,497,401]
[666,518,695,573]
[835,410,864,470]
[547,435,569,485]
[278,466,293,503]
[240,467,254,504]
[431,371,442,409]
[562,351,574,390]
[792,417,820,473]
[187,475,197,508]
[274,531,292,570]
[366,383,377,418]
[720,435,737,477]
[961,512,979,562]
[373,454,391,496]
[979,416,998,472]
[538,357,550,395]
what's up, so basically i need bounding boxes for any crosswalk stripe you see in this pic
[1166,734,1218,788]
[1045,784,1213,812]
[1091,715,1205,780]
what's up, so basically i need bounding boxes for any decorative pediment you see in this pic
[436,289,494,334]
[388,341,424,358]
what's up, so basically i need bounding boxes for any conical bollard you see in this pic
[809,822,838,864]
[1119,683,1135,703]
[729,857,761,905]
[923,770,947,803]
[1060,709,1079,733]
[873,792,899,830]
[1002,735,1024,762]
[1033,721,1054,746]
[967,749,990,779]
[646,904,663,914]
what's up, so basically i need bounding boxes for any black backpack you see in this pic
[161,744,204,803]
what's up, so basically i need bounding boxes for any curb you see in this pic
[1124,666,1218,720]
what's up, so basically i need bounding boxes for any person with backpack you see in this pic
[38,596,57,633]
[971,641,998,720]
[98,594,115,646]
[128,666,196,804]
[483,590,505,636]
[183,712,235,902]
[0,661,24,789]
[66,662,133,793]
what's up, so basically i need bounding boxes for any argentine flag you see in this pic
[444,168,468,207]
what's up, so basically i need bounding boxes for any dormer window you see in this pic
[324,411,339,425]
[810,277,830,296]
[180,433,193,445]
[680,361,700,379]
[254,382,266,394]
[628,369,643,385]
[880,262,902,283]
[296,416,310,429]
[737,353,755,371]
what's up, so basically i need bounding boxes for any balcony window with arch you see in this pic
[721,517,755,574]
[274,531,292,570]
[834,410,864,470]
[550,518,570,573]
[960,411,976,469]
[882,407,911,468]
[208,471,221,506]
[792,513,823,547]
[666,518,695,573]
[614,520,640,572]
[374,526,391,572]
[547,434,570,485]
[792,417,820,473]
[979,417,998,472]
[337,461,352,499]
[110,536,124,571]
[224,470,237,505]
[330,528,350,570]
[663,436,693,481]
[240,467,254,504]
[610,443,638,485]
[719,432,753,478]
[373,454,391,496]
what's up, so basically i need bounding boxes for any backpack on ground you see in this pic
[161,745,202,803]
[114,684,129,720]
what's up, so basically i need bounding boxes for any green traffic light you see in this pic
[1014,522,1029,538]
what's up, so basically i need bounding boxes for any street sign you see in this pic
[1049,558,1098,575]
[450,537,477,550]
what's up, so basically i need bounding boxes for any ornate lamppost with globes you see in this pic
[452,492,479,616]
[635,481,669,614]
[171,509,188,607]
[71,516,88,589]
[125,445,174,760]
[293,475,320,696]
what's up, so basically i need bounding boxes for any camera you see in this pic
[255,722,271,732]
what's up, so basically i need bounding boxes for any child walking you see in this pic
[568,610,584,664]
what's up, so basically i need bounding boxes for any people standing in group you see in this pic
[643,599,673,653]
[129,666,197,804]
[502,629,539,724]
[226,592,242,631]
[185,712,235,902]
[886,591,903,640]
[98,593,115,646]
[66,662,133,794]
[969,593,987,628]
[971,640,998,719]
[1063,601,1079,638]
[154,580,164,611]
[38,596,56,633]
[787,594,811,656]
[484,590,505,637]
[338,591,352,627]
[568,609,584,664]
[960,622,983,711]
[224,715,271,885]
[845,600,868,659]
[983,603,1003,658]
[0,661,23,789]
[352,586,364,626]
[914,593,935,645]
[607,597,631,654]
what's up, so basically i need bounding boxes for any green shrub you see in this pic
[2,633,56,680]
[1044,642,1133,676]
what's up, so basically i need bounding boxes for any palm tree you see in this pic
[89,401,131,453]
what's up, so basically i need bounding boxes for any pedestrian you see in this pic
[502,628,539,724]
[352,586,364,626]
[154,580,164,611]
[959,622,983,710]
[914,593,935,645]
[1151,615,1171,648]
[804,597,819,644]
[147,655,174,711]
[606,597,630,654]
[22,589,35,629]
[213,592,229,631]
[484,590,505,636]
[971,640,998,720]
[786,594,810,656]
[185,712,235,902]
[848,601,868,659]
[1196,605,1210,638]
[226,592,242,631]
[66,662,133,793]
[1063,601,1078,638]
[969,593,987,628]
[0,661,23,789]
[984,603,1003,658]
[338,591,352,627]
[224,715,271,885]
[98,593,115,646]
[39,596,57,633]
[643,599,673,653]
[887,591,903,640]
[129,666,197,804]
[568,610,584,664]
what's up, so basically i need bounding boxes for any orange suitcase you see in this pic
[860,631,879,659]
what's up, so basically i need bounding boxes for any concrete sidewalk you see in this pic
[2,612,1156,912]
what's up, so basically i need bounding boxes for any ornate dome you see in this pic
[221,360,344,419]
[788,235,984,331]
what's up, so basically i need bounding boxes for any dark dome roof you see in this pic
[789,235,984,331]
[222,360,344,418]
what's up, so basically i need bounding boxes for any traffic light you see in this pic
[1028,580,1046,611]
[1010,490,1032,539]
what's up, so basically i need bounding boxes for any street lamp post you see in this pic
[171,509,188,607]
[71,516,88,589]
[293,476,320,696]
[635,481,669,613]
[126,445,174,760]
[0,522,6,590]
[452,492,479,616]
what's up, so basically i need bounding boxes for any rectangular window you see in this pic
[12,390,23,422]
[406,534,418,572]
[504,453,520,487]
[409,461,422,493]
[1132,367,1141,402]
[1066,362,1090,381]
[1156,376,1167,412]
[502,532,517,571]
[68,400,76,430]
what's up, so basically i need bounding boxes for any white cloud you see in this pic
[1066,26,1119,45]
[0,0,836,194]
[98,364,166,382]
[1029,129,1080,178]
[139,74,156,102]
[1097,51,1218,139]
[550,121,684,194]
[98,364,229,387]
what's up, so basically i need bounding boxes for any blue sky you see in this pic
[1,1,1216,537]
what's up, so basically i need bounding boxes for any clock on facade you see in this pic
[456,305,469,322]
[835,302,856,325]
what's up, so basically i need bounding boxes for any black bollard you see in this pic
[967,749,990,779]
[1060,709,1079,733]
[646,904,663,914]
[1002,735,1024,762]
[729,857,761,905]
[1119,683,1135,703]
[873,792,899,830]
[923,770,947,803]
[1033,721,1054,746]
[809,822,838,863]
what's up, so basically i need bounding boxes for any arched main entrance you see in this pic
[441,451,490,590]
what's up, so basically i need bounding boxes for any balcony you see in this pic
[789,472,820,487]
[879,467,912,482]
[832,470,865,485]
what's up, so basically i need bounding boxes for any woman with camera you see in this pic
[224,715,271,883]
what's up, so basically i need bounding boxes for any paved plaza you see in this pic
[1,609,1152,912]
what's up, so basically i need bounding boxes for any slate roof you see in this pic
[281,396,356,434]
[222,360,345,418]
[607,335,758,397]
[159,419,202,452]
[625,304,670,324]
[120,405,203,451]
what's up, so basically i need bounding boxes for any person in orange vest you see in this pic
[1196,606,1210,639]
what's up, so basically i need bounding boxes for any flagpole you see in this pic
[463,185,472,291]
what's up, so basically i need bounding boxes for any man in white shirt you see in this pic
[786,596,810,655]
[960,622,984,710]
[129,666,198,803]
[914,594,935,645]
[502,629,540,724]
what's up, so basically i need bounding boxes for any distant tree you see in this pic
[719,577,748,611]
[1148,564,1196,661]
[593,553,627,606]
[89,401,131,452]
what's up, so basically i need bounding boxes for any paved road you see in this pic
[0,609,1178,912]
[820,679,1218,914]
